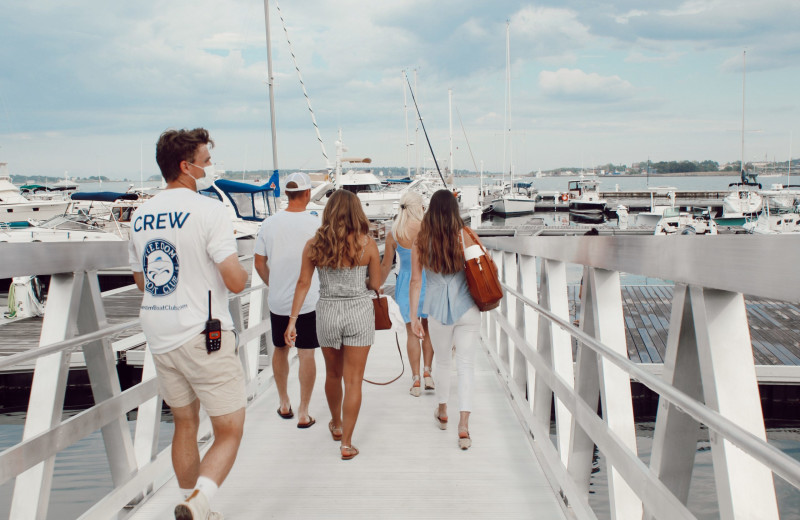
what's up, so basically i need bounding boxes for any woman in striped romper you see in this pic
[409,189,483,450]
[285,190,382,460]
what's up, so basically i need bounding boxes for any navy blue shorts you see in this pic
[270,311,320,349]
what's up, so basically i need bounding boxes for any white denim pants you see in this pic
[427,305,481,412]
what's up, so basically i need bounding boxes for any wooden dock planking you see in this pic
[2,283,799,374]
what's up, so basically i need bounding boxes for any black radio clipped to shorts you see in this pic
[205,290,222,354]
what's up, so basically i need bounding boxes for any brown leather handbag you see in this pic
[461,227,503,312]
[372,290,392,330]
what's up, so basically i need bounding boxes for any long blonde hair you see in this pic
[308,190,370,268]
[417,189,464,274]
[392,190,425,242]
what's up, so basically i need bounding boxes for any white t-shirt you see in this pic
[254,210,320,316]
[128,188,238,355]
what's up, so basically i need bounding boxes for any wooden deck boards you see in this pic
[128,334,567,520]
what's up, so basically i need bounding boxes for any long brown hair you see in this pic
[417,189,464,274]
[309,190,370,268]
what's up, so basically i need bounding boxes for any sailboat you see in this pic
[491,21,535,217]
[715,50,763,226]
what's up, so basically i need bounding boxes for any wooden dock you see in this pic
[2,283,798,381]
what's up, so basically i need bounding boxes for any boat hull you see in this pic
[491,197,535,216]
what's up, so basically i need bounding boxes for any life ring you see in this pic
[561,193,569,202]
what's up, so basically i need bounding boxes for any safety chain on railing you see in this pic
[500,281,800,490]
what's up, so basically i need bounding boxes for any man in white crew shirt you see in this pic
[254,172,321,429]
[128,128,248,520]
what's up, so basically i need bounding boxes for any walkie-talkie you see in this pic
[205,290,222,354]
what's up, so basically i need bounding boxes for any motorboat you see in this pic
[759,184,800,211]
[654,207,718,235]
[566,179,606,218]
[0,213,125,243]
[742,201,800,234]
[199,173,281,238]
[0,163,71,227]
[634,187,678,227]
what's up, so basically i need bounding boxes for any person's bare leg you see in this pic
[405,323,421,377]
[421,319,435,389]
[340,345,371,451]
[196,408,246,484]
[170,399,201,489]
[321,347,343,430]
[296,348,317,423]
[272,346,291,415]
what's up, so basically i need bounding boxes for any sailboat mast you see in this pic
[263,0,279,176]
[403,70,411,177]
[740,50,746,177]
[501,21,509,187]
[506,21,513,188]
[449,88,453,177]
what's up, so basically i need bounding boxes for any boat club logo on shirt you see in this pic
[142,239,179,296]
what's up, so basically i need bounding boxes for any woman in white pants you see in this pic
[409,189,483,450]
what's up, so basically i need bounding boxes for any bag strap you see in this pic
[363,333,404,385]
[462,226,489,257]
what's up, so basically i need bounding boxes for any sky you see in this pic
[1,0,799,180]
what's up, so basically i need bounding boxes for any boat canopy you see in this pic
[212,172,281,197]
[70,192,139,202]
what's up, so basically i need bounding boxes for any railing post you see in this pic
[501,251,517,373]
[246,271,269,394]
[10,273,87,520]
[518,254,539,412]
[691,286,778,520]
[133,348,161,492]
[533,259,574,464]
[79,272,137,491]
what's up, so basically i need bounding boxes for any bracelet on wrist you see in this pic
[289,315,298,319]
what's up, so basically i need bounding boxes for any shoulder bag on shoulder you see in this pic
[460,227,503,312]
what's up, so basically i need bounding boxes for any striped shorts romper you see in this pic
[315,265,375,348]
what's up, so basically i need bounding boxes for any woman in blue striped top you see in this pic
[409,189,482,450]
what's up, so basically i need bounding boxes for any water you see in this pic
[0,411,175,520]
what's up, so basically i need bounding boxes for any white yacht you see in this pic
[0,163,71,227]
[306,137,404,220]
[717,171,763,225]
[200,174,281,239]
[491,181,536,216]
[566,179,606,217]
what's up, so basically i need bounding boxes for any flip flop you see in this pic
[297,416,316,429]
[341,445,359,460]
[277,406,294,419]
[328,420,343,441]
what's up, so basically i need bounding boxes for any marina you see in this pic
[0,234,799,519]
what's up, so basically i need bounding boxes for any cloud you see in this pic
[539,69,635,102]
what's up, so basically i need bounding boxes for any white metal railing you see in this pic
[480,234,800,520]
[0,242,272,520]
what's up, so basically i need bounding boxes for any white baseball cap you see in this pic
[284,172,312,192]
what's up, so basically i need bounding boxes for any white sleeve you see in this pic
[253,220,269,257]
[205,202,238,263]
[128,236,142,272]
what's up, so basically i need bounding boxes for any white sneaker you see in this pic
[175,490,223,520]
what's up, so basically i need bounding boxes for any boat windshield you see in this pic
[37,215,97,231]
[343,184,382,194]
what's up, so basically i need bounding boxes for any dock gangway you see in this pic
[0,236,798,519]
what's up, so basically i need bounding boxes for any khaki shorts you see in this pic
[152,331,246,417]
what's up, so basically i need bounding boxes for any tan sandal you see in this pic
[434,408,448,430]
[328,420,342,441]
[409,375,421,397]
[458,429,472,450]
[423,367,435,390]
[341,445,359,460]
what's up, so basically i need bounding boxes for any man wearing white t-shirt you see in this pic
[254,172,321,429]
[129,128,248,520]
